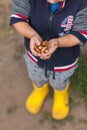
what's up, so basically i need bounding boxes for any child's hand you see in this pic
[30,34,42,56]
[40,39,59,60]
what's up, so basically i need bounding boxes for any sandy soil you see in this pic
[0,0,87,130]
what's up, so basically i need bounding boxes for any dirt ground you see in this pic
[0,0,87,130]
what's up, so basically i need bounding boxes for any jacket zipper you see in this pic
[46,12,54,40]
[45,12,54,68]
[47,9,60,40]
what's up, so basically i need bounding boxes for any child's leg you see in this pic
[49,66,77,120]
[23,52,48,86]
[49,66,77,90]
[23,53,49,114]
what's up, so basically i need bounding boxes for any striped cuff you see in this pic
[70,30,87,44]
[10,14,29,25]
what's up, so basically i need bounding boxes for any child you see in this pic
[10,0,87,120]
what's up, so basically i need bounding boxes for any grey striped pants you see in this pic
[24,53,77,90]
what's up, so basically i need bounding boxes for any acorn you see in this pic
[34,41,48,53]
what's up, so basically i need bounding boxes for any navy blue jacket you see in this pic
[10,0,87,71]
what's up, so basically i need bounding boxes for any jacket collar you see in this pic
[60,0,66,9]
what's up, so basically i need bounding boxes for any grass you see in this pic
[39,111,75,130]
[39,111,75,125]
[6,105,17,114]
[78,119,87,124]
[71,55,87,101]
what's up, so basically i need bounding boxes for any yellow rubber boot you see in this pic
[26,83,49,114]
[52,82,70,120]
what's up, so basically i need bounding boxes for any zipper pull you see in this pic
[49,13,54,21]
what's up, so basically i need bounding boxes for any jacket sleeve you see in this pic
[10,0,31,25]
[70,3,87,45]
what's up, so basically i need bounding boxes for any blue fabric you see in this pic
[50,2,60,12]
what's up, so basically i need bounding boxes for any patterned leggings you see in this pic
[24,53,77,90]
